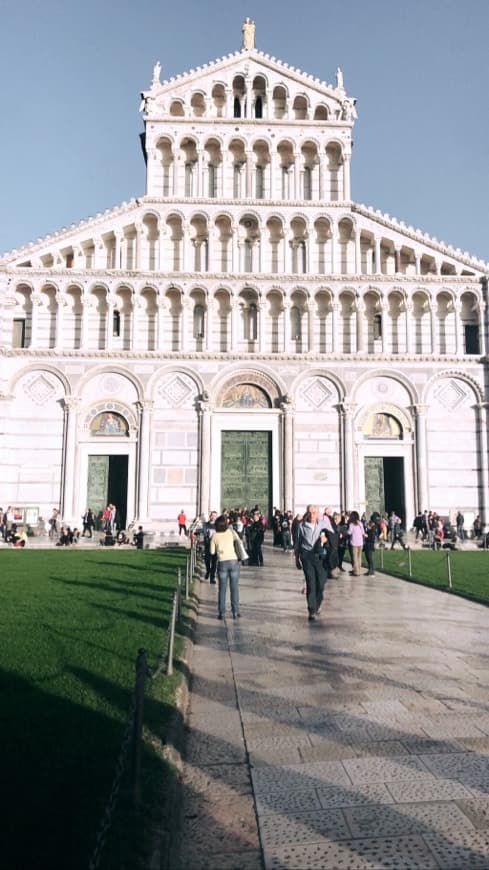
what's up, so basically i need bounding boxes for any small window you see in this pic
[13,318,26,348]
[233,97,241,118]
[193,304,205,339]
[373,314,382,340]
[247,303,257,341]
[464,324,480,354]
[66,252,74,268]
[303,167,312,200]
[256,165,264,199]
[208,164,217,198]
[113,309,121,337]
[255,96,263,118]
[291,307,302,340]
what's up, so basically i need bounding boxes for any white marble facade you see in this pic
[0,21,488,531]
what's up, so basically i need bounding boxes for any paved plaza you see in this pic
[175,541,489,869]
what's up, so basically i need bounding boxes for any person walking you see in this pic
[177,509,187,536]
[364,520,377,575]
[347,510,365,576]
[295,505,328,621]
[248,510,265,566]
[202,510,218,583]
[209,515,241,619]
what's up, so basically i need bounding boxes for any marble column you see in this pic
[258,301,266,352]
[197,398,212,517]
[136,400,154,523]
[374,237,381,274]
[61,397,81,524]
[454,299,463,355]
[356,298,366,353]
[411,404,429,511]
[281,397,295,511]
[331,301,339,353]
[476,402,489,532]
[283,300,291,352]
[231,297,239,349]
[405,301,414,354]
[157,296,166,349]
[30,292,42,347]
[55,291,66,350]
[430,302,439,355]
[205,298,214,352]
[338,402,356,511]
[478,302,487,356]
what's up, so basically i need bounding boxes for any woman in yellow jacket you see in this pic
[210,515,241,619]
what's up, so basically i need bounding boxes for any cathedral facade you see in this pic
[1,20,488,533]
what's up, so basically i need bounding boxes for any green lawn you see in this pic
[372,547,489,602]
[0,548,188,870]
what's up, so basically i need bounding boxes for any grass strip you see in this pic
[0,547,189,870]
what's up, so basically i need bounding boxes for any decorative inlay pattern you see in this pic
[434,379,469,411]
[158,373,195,407]
[23,374,57,405]
[303,377,334,410]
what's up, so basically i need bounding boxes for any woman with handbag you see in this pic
[209,515,242,620]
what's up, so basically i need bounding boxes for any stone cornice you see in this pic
[1,267,483,287]
[1,347,487,366]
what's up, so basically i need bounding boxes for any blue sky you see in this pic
[1,0,488,260]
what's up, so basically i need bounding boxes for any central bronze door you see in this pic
[221,431,272,519]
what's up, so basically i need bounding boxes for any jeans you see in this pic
[217,559,240,616]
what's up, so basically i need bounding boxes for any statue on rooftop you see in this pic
[242,17,255,50]
[152,61,161,85]
[336,67,344,90]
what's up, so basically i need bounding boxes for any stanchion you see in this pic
[380,546,384,571]
[408,547,412,577]
[447,551,452,589]
[167,591,177,676]
[185,556,190,599]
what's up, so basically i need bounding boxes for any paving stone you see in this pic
[421,718,488,739]
[258,808,350,848]
[266,835,439,869]
[243,721,307,739]
[458,738,489,754]
[421,752,489,782]
[251,761,350,794]
[342,755,429,784]
[255,787,323,815]
[344,800,475,838]
[248,746,303,766]
[316,782,395,808]
[456,799,489,830]
[423,831,489,868]
[400,737,464,755]
[246,734,313,752]
[299,740,359,762]
[179,848,263,869]
[386,777,474,802]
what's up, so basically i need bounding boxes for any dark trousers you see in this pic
[365,547,375,573]
[301,552,327,615]
[204,548,217,581]
[250,541,263,566]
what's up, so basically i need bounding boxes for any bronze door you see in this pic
[221,431,271,518]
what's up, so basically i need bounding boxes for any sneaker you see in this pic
[308,613,316,621]
[233,613,241,619]
[217,613,223,620]
[210,579,216,585]
[316,607,322,615]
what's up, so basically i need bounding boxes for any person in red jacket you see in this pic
[177,510,187,536]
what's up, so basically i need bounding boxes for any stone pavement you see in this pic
[175,541,489,869]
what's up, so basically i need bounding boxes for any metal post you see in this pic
[408,547,412,577]
[133,647,146,806]
[447,551,452,589]
[380,546,384,571]
[185,556,190,599]
[176,567,182,619]
[167,592,177,676]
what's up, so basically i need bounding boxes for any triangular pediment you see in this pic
[142,48,348,115]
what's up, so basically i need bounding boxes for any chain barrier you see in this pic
[88,545,198,868]
[88,662,140,870]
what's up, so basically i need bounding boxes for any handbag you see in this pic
[233,532,248,561]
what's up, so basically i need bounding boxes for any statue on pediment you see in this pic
[336,67,344,90]
[242,17,255,50]
[341,98,357,121]
[152,61,161,85]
